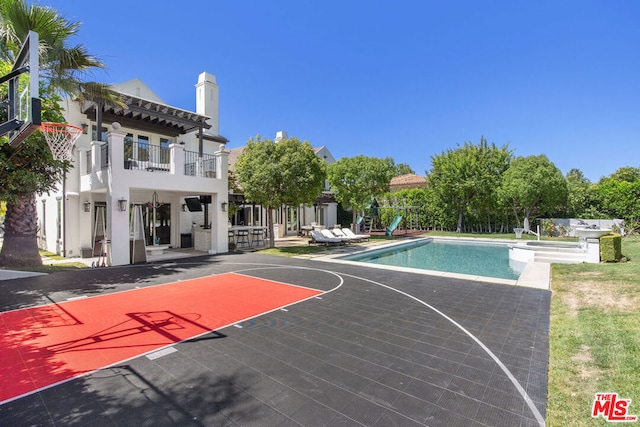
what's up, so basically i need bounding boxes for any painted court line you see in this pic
[220,264,545,425]
[0,272,323,405]
[146,346,177,361]
[338,271,546,427]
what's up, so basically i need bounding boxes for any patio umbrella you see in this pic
[524,217,530,232]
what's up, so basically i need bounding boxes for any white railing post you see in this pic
[91,140,102,174]
[170,143,184,175]
[216,148,229,180]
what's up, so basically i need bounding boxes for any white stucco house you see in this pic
[36,72,230,266]
[227,131,338,237]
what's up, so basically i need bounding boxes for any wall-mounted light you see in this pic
[83,201,91,212]
[221,202,228,212]
[81,123,89,134]
[118,198,128,211]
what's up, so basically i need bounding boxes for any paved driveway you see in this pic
[0,252,549,426]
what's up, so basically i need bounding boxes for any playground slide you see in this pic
[386,215,403,236]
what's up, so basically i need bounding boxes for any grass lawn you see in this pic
[547,237,640,426]
[258,245,329,257]
[0,249,88,273]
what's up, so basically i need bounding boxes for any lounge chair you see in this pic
[309,229,344,245]
[342,228,370,241]
[320,229,350,243]
[331,228,363,242]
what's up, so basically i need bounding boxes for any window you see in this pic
[91,125,108,142]
[160,138,171,163]
[135,134,149,161]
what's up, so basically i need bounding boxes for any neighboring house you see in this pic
[389,173,427,192]
[227,131,338,236]
[36,72,230,266]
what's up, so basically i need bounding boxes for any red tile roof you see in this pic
[389,174,427,191]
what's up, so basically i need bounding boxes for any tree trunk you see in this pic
[456,210,464,233]
[0,194,43,267]
[267,207,275,248]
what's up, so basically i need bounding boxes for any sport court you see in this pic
[0,252,549,426]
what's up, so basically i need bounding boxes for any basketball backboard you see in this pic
[0,31,41,146]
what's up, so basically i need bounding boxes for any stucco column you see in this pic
[215,148,230,253]
[106,122,129,266]
[216,147,229,180]
[91,140,103,176]
[170,143,184,175]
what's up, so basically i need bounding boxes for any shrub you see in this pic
[542,219,557,237]
[600,233,622,262]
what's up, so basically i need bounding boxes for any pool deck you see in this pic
[0,250,549,426]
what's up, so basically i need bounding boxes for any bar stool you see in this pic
[228,230,235,245]
[251,228,264,246]
[236,229,250,247]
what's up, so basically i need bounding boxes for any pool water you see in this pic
[342,239,525,280]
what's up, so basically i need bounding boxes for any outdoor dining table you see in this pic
[299,225,313,236]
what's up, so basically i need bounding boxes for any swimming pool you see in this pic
[338,238,526,281]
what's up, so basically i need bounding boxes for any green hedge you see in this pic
[600,233,622,262]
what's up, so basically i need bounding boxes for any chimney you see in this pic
[275,131,288,142]
[196,72,219,135]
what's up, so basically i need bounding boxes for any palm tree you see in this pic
[0,0,118,267]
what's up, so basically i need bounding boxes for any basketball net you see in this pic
[40,122,83,161]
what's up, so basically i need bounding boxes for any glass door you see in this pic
[145,203,171,245]
[286,206,298,234]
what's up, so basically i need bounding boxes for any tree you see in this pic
[0,77,68,266]
[234,136,326,248]
[0,0,109,267]
[427,137,512,233]
[499,155,568,230]
[326,155,395,229]
[394,162,415,176]
[595,168,640,229]
[565,168,600,218]
[605,166,640,183]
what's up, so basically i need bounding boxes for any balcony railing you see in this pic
[124,140,170,172]
[84,139,222,179]
[184,150,217,178]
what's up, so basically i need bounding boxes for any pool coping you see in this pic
[310,236,551,290]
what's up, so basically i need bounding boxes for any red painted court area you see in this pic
[0,273,322,404]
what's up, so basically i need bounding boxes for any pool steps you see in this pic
[510,242,590,264]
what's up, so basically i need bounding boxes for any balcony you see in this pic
[84,139,223,179]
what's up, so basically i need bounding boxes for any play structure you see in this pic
[358,198,423,236]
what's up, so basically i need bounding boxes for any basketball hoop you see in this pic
[40,122,83,161]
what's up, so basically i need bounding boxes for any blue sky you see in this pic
[42,0,640,182]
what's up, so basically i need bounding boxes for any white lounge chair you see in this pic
[310,229,343,245]
[342,228,370,241]
[331,228,362,242]
[320,229,350,243]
